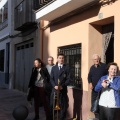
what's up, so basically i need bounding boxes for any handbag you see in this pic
[91,92,101,113]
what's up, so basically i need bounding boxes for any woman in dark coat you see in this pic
[27,58,51,120]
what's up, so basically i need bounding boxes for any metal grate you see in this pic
[33,0,56,10]
[16,42,34,51]
[58,43,82,89]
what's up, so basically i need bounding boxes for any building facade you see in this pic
[0,0,11,88]
[34,0,120,119]
[0,0,40,92]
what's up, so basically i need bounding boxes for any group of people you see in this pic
[88,54,120,120]
[27,53,71,120]
[27,53,120,120]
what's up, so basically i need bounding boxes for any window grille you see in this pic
[58,43,82,89]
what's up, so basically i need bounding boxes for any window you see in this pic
[16,42,34,51]
[0,2,8,30]
[0,49,5,72]
[3,2,8,21]
[18,3,23,12]
[0,2,8,23]
[58,43,82,89]
[0,9,2,23]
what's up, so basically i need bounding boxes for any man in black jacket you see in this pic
[88,54,107,117]
[50,53,71,120]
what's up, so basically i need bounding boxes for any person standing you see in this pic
[46,56,54,75]
[50,53,71,120]
[88,54,107,115]
[95,62,120,120]
[46,56,54,105]
[28,58,50,120]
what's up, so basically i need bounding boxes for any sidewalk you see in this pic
[0,88,46,120]
[0,88,100,120]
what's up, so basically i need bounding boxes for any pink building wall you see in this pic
[41,1,120,119]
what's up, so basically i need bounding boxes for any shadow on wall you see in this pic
[41,28,50,64]
[73,89,83,120]
[50,4,101,32]
[50,0,118,33]
[67,88,83,120]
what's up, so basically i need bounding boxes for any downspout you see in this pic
[40,20,44,60]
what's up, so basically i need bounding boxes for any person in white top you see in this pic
[95,62,120,120]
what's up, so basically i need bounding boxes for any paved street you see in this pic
[0,88,46,120]
[0,87,100,120]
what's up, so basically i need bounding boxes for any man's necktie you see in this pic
[59,66,62,71]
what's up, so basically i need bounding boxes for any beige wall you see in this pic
[42,0,120,119]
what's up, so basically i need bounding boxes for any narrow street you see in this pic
[0,88,46,120]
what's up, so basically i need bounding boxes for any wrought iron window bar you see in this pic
[58,43,82,89]
[33,0,56,10]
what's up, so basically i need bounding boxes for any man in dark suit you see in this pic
[50,53,71,120]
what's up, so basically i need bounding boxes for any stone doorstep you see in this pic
[88,118,99,120]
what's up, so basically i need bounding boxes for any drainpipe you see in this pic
[40,20,44,60]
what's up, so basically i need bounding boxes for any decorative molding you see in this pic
[0,34,9,42]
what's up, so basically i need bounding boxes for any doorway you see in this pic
[15,40,34,92]
[5,43,10,84]
[102,23,114,64]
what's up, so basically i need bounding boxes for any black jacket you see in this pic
[28,67,52,97]
[88,63,107,87]
[28,67,50,88]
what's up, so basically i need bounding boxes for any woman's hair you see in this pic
[107,62,119,73]
[34,58,45,68]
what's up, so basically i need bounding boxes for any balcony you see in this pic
[0,19,8,31]
[33,0,55,10]
[14,0,37,31]
[35,0,99,21]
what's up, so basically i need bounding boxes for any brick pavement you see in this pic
[0,88,46,120]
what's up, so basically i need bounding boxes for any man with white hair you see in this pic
[88,54,107,117]
[46,56,54,75]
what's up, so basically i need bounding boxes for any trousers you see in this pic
[50,91,68,120]
[34,87,50,118]
[91,89,98,112]
[99,105,120,120]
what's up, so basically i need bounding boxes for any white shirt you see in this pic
[58,63,63,70]
[99,77,119,108]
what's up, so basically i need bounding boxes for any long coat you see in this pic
[27,67,51,101]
